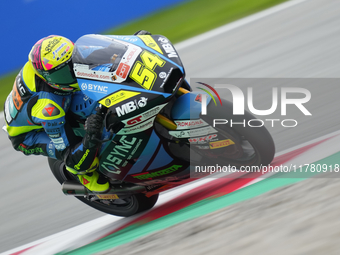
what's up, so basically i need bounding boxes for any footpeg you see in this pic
[62,180,146,196]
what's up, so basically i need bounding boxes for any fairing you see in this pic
[72,34,191,184]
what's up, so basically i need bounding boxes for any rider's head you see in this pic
[28,35,78,92]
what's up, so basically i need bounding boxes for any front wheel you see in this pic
[48,158,158,217]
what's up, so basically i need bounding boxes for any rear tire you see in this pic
[196,99,275,167]
[48,158,158,217]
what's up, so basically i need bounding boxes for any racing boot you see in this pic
[77,170,109,193]
[66,157,109,193]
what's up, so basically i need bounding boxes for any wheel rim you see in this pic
[193,127,260,166]
[90,196,136,209]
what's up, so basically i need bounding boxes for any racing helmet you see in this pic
[28,35,78,92]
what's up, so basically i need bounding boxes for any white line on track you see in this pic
[175,0,309,51]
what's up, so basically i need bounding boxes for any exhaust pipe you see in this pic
[62,181,87,195]
[62,181,146,196]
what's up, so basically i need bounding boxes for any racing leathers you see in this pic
[3,62,109,192]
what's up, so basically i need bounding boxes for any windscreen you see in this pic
[73,34,184,103]
[73,34,128,73]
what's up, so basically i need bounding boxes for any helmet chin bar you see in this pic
[69,83,80,90]
[48,82,76,92]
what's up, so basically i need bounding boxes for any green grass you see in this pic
[0,0,287,112]
[105,0,287,43]
[0,70,17,110]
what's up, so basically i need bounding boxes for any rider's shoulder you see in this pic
[30,97,66,121]
[20,62,37,93]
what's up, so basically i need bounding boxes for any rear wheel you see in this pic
[192,99,275,168]
[48,158,158,217]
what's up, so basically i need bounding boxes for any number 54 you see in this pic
[130,51,165,90]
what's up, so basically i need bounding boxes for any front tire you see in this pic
[48,158,158,217]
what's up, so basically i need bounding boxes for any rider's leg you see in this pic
[9,131,109,193]
[9,130,57,158]
[65,157,109,193]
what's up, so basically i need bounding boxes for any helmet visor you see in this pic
[43,59,77,87]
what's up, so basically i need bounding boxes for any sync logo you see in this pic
[81,83,108,94]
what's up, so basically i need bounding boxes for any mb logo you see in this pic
[197,83,312,116]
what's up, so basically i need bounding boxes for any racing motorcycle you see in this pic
[48,34,275,217]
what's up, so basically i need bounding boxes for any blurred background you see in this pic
[0,0,286,110]
[2,0,340,253]
[0,0,188,75]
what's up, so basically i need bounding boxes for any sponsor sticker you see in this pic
[117,117,156,135]
[44,38,60,52]
[51,137,66,151]
[158,37,178,58]
[99,91,140,107]
[74,64,115,84]
[74,149,90,170]
[52,43,69,61]
[209,139,235,149]
[18,144,44,155]
[116,63,130,79]
[52,137,64,143]
[126,116,142,126]
[115,97,148,117]
[120,45,142,67]
[101,136,143,174]
[132,165,182,180]
[12,80,24,111]
[138,35,163,54]
[188,134,218,144]
[159,72,166,79]
[122,104,166,127]
[96,194,119,200]
[77,71,113,82]
[48,128,61,133]
[175,119,208,130]
[48,149,55,157]
[80,82,108,94]
[169,126,217,138]
[159,67,173,88]
[196,145,210,150]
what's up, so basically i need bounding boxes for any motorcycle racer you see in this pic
[3,35,109,193]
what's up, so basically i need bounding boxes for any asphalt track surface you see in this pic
[1,0,340,252]
[102,173,340,255]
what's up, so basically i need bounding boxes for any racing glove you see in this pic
[83,114,104,149]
